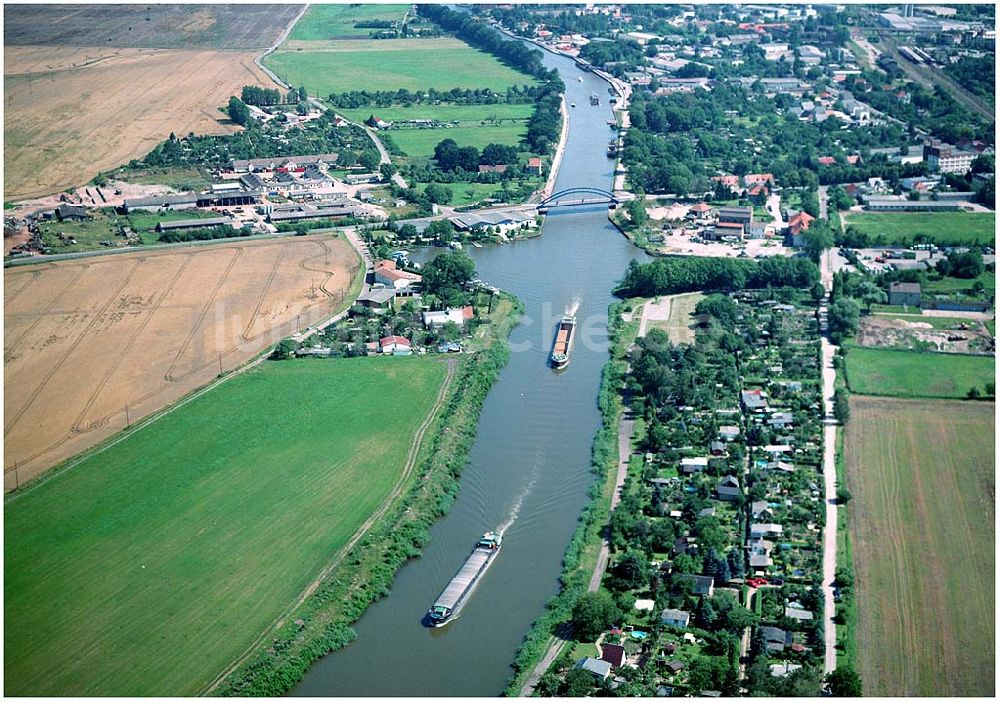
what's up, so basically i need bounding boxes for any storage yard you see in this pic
[3,234,361,488]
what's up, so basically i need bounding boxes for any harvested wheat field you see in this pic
[4,46,278,199]
[846,396,994,696]
[4,234,362,489]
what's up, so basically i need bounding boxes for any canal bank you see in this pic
[290,38,649,697]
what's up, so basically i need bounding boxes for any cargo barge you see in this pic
[427,531,502,627]
[549,315,577,369]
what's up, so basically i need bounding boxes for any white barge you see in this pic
[427,531,502,627]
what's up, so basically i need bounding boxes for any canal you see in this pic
[292,44,648,697]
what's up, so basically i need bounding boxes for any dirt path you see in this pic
[203,357,458,694]
[637,295,672,338]
[819,248,839,675]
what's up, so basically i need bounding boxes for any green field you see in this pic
[288,4,409,40]
[4,357,448,695]
[922,270,995,296]
[340,103,532,159]
[872,312,994,331]
[845,346,994,398]
[265,38,536,96]
[844,211,996,246]
[846,397,994,695]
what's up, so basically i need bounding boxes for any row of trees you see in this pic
[432,139,521,172]
[616,256,820,298]
[240,85,304,107]
[327,84,545,109]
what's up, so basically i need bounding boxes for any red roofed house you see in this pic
[747,183,769,197]
[526,157,543,176]
[379,335,411,354]
[600,643,627,669]
[744,173,774,186]
[478,164,507,174]
[846,154,861,165]
[374,260,422,290]
[690,202,713,217]
[713,174,741,190]
[817,156,836,166]
[788,211,815,247]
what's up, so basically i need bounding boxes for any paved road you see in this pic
[766,193,785,229]
[819,249,839,676]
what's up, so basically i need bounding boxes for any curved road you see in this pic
[254,4,409,190]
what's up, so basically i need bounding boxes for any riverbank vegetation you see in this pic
[615,256,820,298]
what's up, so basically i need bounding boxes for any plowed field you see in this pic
[4,234,361,488]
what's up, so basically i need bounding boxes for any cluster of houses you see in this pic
[647,200,814,247]
[569,291,827,695]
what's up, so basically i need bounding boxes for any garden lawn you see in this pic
[4,357,448,696]
[287,4,409,40]
[126,209,228,233]
[845,346,994,398]
[266,38,537,96]
[843,211,995,246]
[846,396,994,695]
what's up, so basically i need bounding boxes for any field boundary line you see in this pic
[202,357,459,695]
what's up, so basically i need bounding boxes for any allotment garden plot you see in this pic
[3,234,360,488]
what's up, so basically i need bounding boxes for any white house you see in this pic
[374,260,422,290]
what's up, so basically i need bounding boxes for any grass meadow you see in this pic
[266,38,536,96]
[843,211,995,246]
[845,396,994,695]
[339,103,533,160]
[844,346,994,398]
[287,4,409,40]
[4,357,448,695]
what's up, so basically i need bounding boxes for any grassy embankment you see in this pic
[5,295,521,696]
[502,299,642,695]
[843,345,994,398]
[842,211,995,246]
[844,396,994,696]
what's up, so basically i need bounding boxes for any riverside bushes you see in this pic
[214,296,521,697]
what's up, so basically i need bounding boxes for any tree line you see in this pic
[327,84,545,109]
[616,255,820,298]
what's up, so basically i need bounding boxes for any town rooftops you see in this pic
[889,282,921,294]
[123,193,200,209]
[661,608,691,626]
[785,606,814,621]
[379,335,410,348]
[230,153,338,172]
[55,203,88,219]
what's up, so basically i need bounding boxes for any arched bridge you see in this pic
[537,187,619,212]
